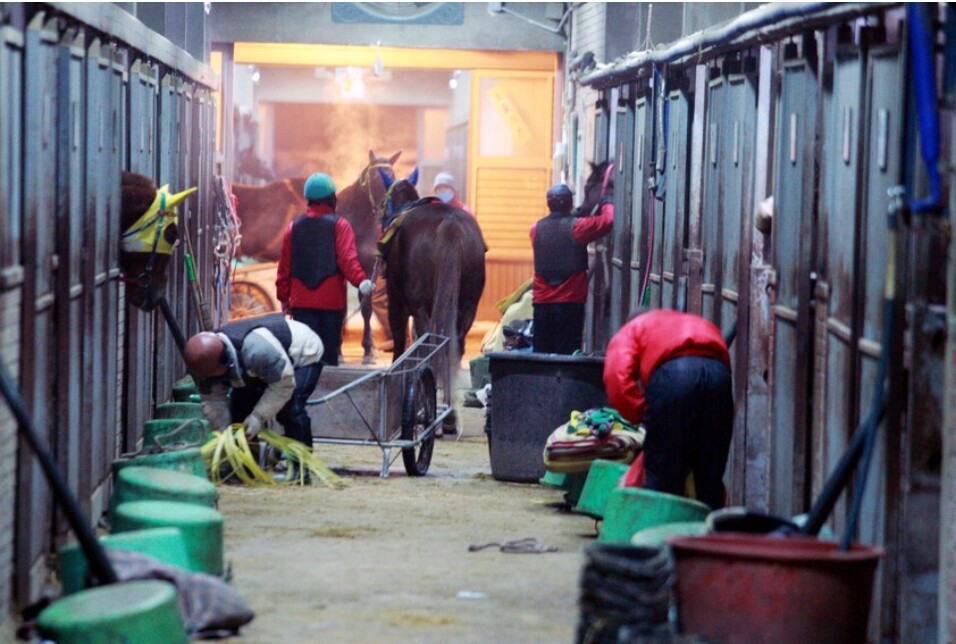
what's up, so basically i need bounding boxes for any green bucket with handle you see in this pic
[573,459,630,519]
[154,402,205,420]
[143,418,211,450]
[113,447,208,480]
[58,528,191,596]
[38,580,188,643]
[599,487,711,543]
[109,466,218,521]
[112,500,224,576]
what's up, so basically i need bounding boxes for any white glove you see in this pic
[358,279,373,298]
[243,413,264,439]
[202,401,232,431]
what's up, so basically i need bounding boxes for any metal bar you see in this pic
[46,2,217,89]
[582,3,894,88]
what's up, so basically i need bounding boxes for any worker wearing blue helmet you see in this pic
[276,172,373,371]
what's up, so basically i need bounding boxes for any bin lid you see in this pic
[486,351,605,366]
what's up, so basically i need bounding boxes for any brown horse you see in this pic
[120,171,196,311]
[377,170,487,431]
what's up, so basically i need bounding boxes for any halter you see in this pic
[379,181,420,230]
[358,161,395,217]
[120,184,197,291]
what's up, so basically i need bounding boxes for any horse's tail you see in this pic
[431,219,463,399]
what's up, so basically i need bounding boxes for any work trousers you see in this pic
[291,307,345,366]
[532,302,585,355]
[230,363,322,448]
[642,355,734,510]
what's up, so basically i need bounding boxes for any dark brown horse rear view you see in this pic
[384,202,486,364]
[379,175,486,431]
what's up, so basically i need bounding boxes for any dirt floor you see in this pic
[218,399,599,643]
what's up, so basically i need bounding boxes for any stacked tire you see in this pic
[576,543,675,643]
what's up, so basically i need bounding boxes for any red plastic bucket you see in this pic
[669,534,883,644]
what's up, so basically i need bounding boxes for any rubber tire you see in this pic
[401,366,436,476]
[229,281,275,319]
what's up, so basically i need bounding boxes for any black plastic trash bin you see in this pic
[487,352,608,482]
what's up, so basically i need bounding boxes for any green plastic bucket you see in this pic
[573,459,630,519]
[112,501,224,576]
[172,376,199,402]
[110,466,218,520]
[599,487,711,543]
[539,470,567,488]
[38,579,188,643]
[58,528,191,596]
[113,447,208,480]
[630,521,708,547]
[143,418,211,450]
[564,471,589,507]
[154,402,205,420]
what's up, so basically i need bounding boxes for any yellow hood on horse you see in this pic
[121,184,197,255]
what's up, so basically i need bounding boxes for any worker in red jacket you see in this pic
[603,309,733,509]
[530,183,613,354]
[276,172,372,369]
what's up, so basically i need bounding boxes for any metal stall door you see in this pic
[661,71,693,312]
[609,85,635,335]
[187,87,215,330]
[815,35,864,536]
[53,29,87,540]
[84,38,120,522]
[769,38,820,517]
[628,83,652,315]
[700,64,724,326]
[124,58,158,452]
[858,40,906,641]
[642,76,663,312]
[713,54,759,504]
[17,13,59,604]
[0,19,25,618]
[108,46,126,465]
[157,73,186,400]
[585,95,612,352]
[194,88,220,327]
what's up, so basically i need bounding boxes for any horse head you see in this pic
[377,167,420,229]
[120,171,196,311]
[574,160,613,217]
[360,149,401,217]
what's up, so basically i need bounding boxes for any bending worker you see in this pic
[276,172,373,367]
[603,309,733,509]
[530,183,613,354]
[183,314,324,482]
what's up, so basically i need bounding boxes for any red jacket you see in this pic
[275,204,367,310]
[603,310,730,424]
[450,197,474,217]
[529,202,614,304]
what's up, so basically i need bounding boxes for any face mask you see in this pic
[436,189,454,203]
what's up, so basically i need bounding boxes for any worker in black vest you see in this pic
[529,183,614,354]
[183,314,324,482]
[276,172,372,368]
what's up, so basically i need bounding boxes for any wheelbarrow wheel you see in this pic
[401,365,436,476]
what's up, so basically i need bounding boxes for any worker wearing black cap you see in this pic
[529,183,614,354]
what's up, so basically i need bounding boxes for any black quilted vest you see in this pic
[219,313,293,387]
[291,213,339,289]
[533,212,588,286]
